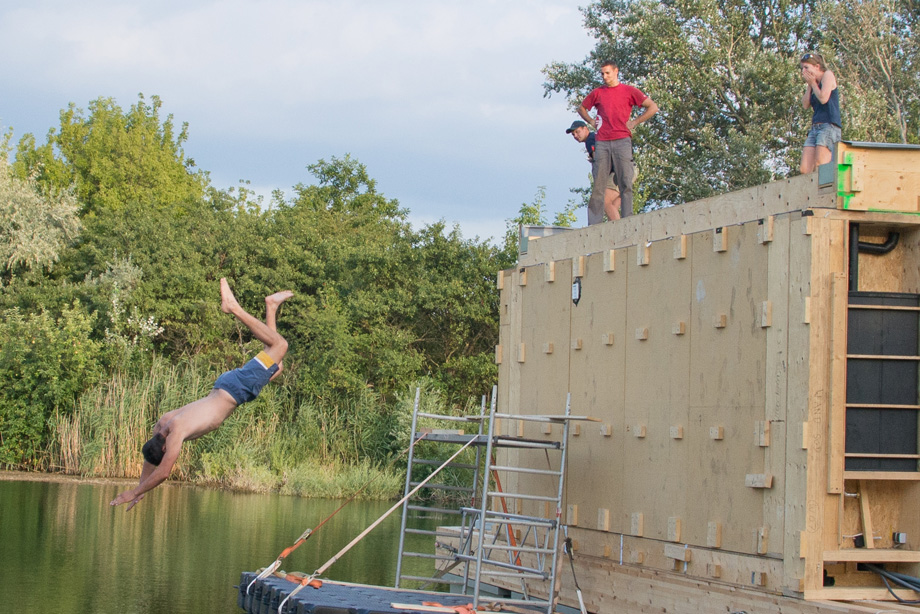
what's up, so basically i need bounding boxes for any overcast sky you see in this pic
[0,0,599,242]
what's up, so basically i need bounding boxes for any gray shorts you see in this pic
[592,163,620,192]
[804,122,841,150]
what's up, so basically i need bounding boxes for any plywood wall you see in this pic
[493,144,920,607]
[501,216,813,560]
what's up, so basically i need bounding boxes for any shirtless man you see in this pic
[110,278,292,511]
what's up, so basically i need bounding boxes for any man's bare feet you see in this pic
[220,278,241,314]
[266,290,294,309]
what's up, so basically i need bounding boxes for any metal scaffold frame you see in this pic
[396,387,581,614]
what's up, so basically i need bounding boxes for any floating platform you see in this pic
[238,573,480,614]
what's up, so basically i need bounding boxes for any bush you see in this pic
[0,303,103,468]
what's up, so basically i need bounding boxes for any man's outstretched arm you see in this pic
[110,440,181,511]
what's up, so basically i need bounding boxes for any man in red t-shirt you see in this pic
[578,60,658,224]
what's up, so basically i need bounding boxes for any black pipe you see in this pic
[848,225,900,292]
[859,231,900,255]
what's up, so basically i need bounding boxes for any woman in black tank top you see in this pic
[799,52,841,174]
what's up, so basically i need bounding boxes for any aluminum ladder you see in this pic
[394,388,488,589]
[456,392,575,614]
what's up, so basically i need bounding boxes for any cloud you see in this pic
[1,0,596,236]
[2,1,586,118]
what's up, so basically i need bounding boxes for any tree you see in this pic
[817,0,920,143]
[273,155,421,399]
[544,0,817,208]
[12,94,208,215]
[0,158,81,276]
[0,304,103,467]
[410,221,503,401]
[502,186,577,257]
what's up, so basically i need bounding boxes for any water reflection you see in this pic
[0,477,444,614]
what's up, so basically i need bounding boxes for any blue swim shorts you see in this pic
[804,122,841,150]
[214,351,279,405]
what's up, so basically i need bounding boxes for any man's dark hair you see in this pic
[600,60,618,70]
[142,432,166,466]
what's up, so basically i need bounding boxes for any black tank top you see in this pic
[810,87,841,127]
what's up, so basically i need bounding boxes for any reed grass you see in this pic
[49,355,407,500]
[51,356,211,479]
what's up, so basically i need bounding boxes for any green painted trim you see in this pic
[864,208,920,216]
[837,162,853,209]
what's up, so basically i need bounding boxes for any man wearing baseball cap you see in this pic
[566,120,622,223]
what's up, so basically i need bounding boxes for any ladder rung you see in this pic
[401,551,456,561]
[407,505,463,515]
[478,595,552,607]
[416,413,481,422]
[399,575,467,585]
[484,543,554,555]
[482,517,556,529]
[492,437,561,450]
[409,482,475,492]
[489,465,561,476]
[404,528,439,536]
[488,491,558,502]
[492,412,586,423]
[454,554,546,577]
[463,508,557,527]
[478,570,550,581]
[406,528,470,538]
[413,459,478,470]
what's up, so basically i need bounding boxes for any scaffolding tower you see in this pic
[396,388,584,613]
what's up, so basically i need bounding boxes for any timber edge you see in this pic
[517,141,920,267]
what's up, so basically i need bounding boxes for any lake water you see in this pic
[0,476,445,614]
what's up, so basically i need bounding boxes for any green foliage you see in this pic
[545,0,920,207]
[1,128,11,161]
[0,304,103,467]
[273,156,419,400]
[544,0,814,207]
[817,0,920,144]
[503,187,548,255]
[50,356,403,499]
[3,96,508,495]
[0,158,81,275]
[501,186,578,262]
[410,222,503,400]
[65,198,236,356]
[12,94,208,215]
[279,459,403,500]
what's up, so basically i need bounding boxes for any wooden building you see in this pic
[492,142,920,612]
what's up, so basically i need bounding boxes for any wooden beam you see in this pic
[858,481,874,549]
[823,548,920,562]
[827,273,848,494]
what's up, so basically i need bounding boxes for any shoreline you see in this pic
[0,469,137,486]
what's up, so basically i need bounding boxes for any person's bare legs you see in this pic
[814,145,833,167]
[265,290,293,332]
[264,290,293,378]
[220,278,289,364]
[800,145,817,174]
[604,188,621,222]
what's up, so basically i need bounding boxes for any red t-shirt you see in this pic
[581,84,648,141]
